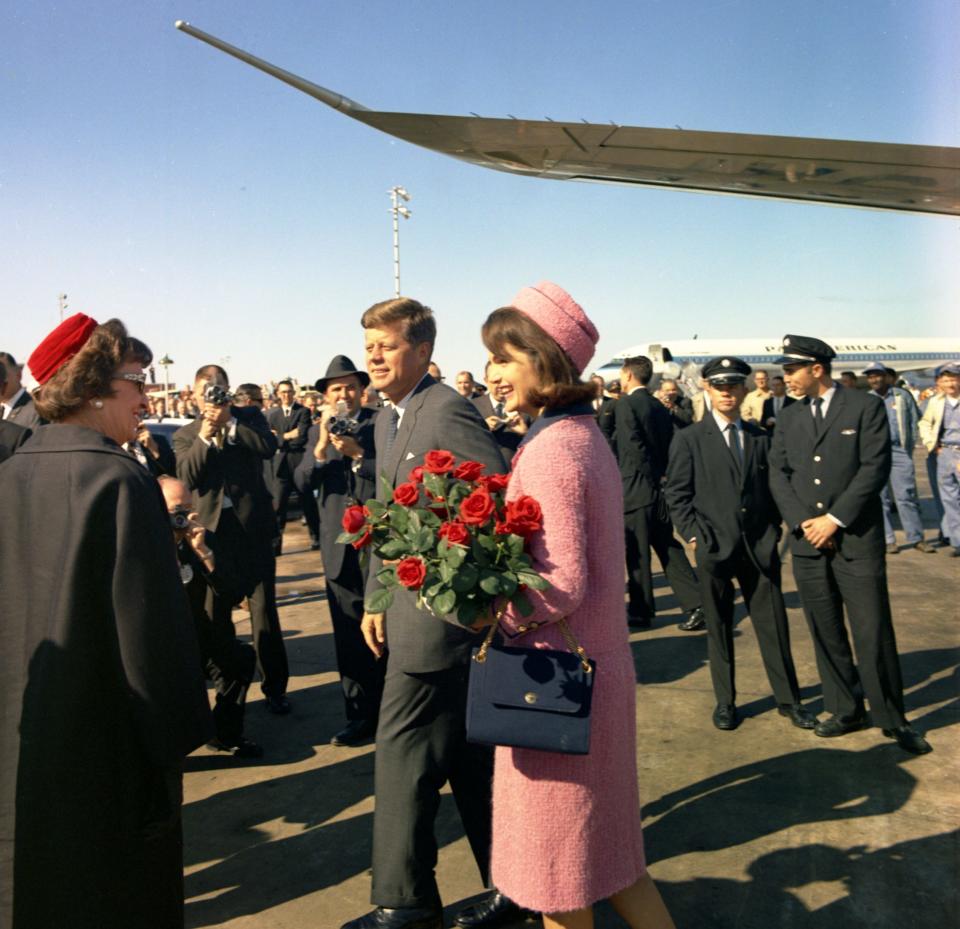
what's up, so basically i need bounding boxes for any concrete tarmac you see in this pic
[184,484,959,928]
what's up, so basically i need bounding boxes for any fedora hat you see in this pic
[314,355,370,393]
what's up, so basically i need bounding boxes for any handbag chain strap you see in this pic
[475,612,593,674]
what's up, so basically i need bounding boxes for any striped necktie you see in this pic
[382,407,400,465]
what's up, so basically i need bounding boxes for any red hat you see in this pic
[28,313,99,385]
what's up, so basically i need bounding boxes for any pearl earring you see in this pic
[92,399,104,409]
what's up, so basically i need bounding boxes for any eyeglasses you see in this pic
[113,373,147,393]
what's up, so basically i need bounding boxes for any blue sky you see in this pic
[2,0,957,389]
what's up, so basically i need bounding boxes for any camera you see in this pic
[328,399,359,437]
[204,383,234,407]
[170,506,192,531]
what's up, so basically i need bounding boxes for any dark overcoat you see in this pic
[611,388,675,512]
[0,425,212,929]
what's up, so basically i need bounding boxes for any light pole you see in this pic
[388,186,411,297]
[158,354,174,403]
[58,293,68,322]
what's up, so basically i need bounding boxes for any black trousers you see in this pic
[327,549,386,723]
[203,593,257,745]
[275,450,320,542]
[216,509,289,699]
[791,552,906,729]
[371,664,493,908]
[698,544,801,707]
[624,503,701,619]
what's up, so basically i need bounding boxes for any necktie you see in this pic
[495,401,505,418]
[813,397,824,435]
[726,422,742,478]
[0,405,6,420]
[381,407,400,466]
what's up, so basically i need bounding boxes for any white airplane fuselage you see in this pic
[594,337,958,385]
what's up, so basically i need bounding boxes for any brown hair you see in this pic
[481,307,596,411]
[34,319,152,422]
[621,355,653,385]
[361,298,436,350]
[194,364,229,385]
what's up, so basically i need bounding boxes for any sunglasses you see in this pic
[113,372,147,393]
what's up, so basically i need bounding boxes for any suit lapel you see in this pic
[798,397,817,445]
[389,390,429,483]
[703,419,740,489]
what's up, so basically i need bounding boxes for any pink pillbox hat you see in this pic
[511,281,598,375]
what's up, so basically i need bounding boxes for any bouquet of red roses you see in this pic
[337,449,549,626]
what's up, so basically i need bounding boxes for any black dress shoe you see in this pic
[207,736,265,758]
[679,607,706,631]
[882,724,933,755]
[265,695,291,715]
[340,906,442,929]
[454,891,535,929]
[814,713,866,738]
[310,539,321,550]
[778,704,818,729]
[712,704,739,730]
[331,718,377,747]
[627,613,652,629]
[913,540,937,554]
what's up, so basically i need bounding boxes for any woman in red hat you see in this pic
[0,316,212,929]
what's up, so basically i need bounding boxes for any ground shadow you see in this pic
[631,634,708,685]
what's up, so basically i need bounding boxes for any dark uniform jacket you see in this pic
[365,376,507,673]
[769,385,891,559]
[665,417,781,571]
[294,407,378,582]
[612,388,675,512]
[0,425,212,929]
[760,394,796,432]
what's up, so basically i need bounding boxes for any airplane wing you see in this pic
[175,21,960,217]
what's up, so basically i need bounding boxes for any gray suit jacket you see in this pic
[366,375,507,673]
[4,390,44,432]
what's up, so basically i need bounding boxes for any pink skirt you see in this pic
[489,644,647,913]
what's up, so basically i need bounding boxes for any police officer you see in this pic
[769,335,931,755]
[666,357,816,732]
[863,361,935,554]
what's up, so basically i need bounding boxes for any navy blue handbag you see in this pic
[466,618,596,755]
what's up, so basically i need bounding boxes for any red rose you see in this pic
[423,450,456,474]
[479,473,510,494]
[459,488,496,526]
[341,504,369,534]
[502,496,543,537]
[395,556,427,589]
[408,465,424,483]
[438,520,470,546]
[351,528,372,550]
[452,460,485,482]
[393,482,420,506]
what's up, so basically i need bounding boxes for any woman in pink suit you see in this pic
[479,283,675,929]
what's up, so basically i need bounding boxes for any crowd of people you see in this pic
[1,291,956,929]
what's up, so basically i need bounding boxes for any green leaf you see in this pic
[421,508,442,528]
[471,539,491,567]
[423,471,447,498]
[451,561,479,592]
[457,598,481,627]
[378,538,409,560]
[439,560,455,583]
[512,590,535,617]
[476,533,497,553]
[499,571,518,597]
[366,499,387,518]
[379,472,395,500]
[506,534,524,557]
[376,566,399,587]
[414,526,435,553]
[444,543,467,567]
[447,483,469,509]
[517,571,550,591]
[479,570,501,595]
[364,587,394,613]
[407,509,422,531]
[335,531,356,545]
[387,504,410,532]
[433,589,457,616]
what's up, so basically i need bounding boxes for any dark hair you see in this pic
[772,375,785,384]
[481,307,596,411]
[362,297,436,350]
[840,370,856,379]
[277,379,294,391]
[0,352,17,369]
[621,355,653,385]
[35,319,152,422]
[194,364,229,385]
[0,360,6,388]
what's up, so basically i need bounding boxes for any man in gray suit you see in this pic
[342,298,509,929]
[0,352,44,431]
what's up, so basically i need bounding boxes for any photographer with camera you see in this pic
[174,365,293,715]
[295,355,384,746]
[160,476,262,758]
[267,378,319,553]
